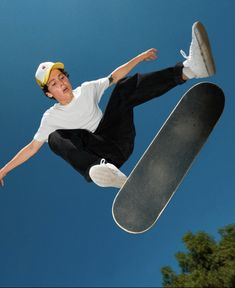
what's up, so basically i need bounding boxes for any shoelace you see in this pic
[180,36,194,61]
[100,158,119,175]
[180,49,188,59]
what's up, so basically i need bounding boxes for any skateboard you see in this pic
[112,82,225,234]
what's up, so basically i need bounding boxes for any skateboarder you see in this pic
[0,21,215,189]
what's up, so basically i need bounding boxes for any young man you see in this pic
[0,22,215,189]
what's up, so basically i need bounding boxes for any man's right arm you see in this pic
[0,139,45,187]
[109,48,158,84]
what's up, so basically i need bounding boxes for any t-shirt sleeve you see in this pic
[81,77,110,103]
[33,115,53,143]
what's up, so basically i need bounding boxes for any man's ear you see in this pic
[46,92,54,98]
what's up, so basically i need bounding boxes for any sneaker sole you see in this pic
[89,165,127,188]
[193,21,216,76]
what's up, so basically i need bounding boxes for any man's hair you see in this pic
[42,69,70,100]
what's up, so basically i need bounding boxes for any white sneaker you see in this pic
[89,159,127,188]
[181,21,216,79]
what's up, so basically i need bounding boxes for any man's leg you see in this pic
[48,129,102,182]
[117,63,185,108]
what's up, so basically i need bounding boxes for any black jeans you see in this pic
[48,63,185,182]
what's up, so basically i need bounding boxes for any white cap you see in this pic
[35,61,64,88]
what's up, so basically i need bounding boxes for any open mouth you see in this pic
[63,87,69,93]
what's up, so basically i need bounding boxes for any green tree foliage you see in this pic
[161,224,235,287]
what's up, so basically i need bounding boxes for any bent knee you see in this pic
[48,130,64,152]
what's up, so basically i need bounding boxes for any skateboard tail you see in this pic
[112,191,177,234]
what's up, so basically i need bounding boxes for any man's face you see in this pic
[46,69,73,103]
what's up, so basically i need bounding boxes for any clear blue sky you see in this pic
[0,0,234,287]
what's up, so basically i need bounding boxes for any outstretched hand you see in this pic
[0,169,6,187]
[138,48,158,62]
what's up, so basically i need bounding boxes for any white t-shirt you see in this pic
[34,77,110,143]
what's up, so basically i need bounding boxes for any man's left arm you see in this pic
[108,48,158,85]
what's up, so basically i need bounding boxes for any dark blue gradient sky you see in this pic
[0,0,234,286]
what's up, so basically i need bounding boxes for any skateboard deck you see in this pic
[112,82,225,234]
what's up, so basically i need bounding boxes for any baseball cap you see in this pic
[35,61,64,88]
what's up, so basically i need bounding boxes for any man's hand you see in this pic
[0,169,6,187]
[138,48,158,62]
[0,139,44,189]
